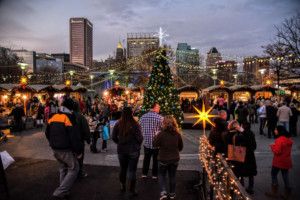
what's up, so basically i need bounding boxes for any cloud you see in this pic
[0,0,299,60]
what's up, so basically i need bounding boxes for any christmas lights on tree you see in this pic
[139,47,184,126]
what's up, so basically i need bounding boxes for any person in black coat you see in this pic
[235,101,249,125]
[229,100,236,120]
[9,104,25,133]
[36,103,45,128]
[241,122,257,194]
[266,102,278,138]
[209,117,227,156]
[222,120,249,183]
[289,103,299,137]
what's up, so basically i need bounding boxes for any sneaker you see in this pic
[169,193,176,199]
[141,175,147,179]
[101,149,107,153]
[160,193,167,200]
[152,176,158,180]
[79,173,88,179]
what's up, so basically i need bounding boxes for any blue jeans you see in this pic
[118,151,140,183]
[271,166,290,187]
[53,151,79,197]
[279,121,289,132]
[259,117,266,135]
[158,161,178,194]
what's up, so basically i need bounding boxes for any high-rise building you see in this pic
[51,53,70,62]
[127,33,159,59]
[70,17,93,68]
[243,56,269,84]
[206,47,222,72]
[215,60,237,83]
[116,42,124,62]
[11,50,36,73]
[176,43,200,84]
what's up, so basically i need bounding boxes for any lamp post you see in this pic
[211,69,218,86]
[27,74,32,85]
[90,74,95,89]
[233,74,238,84]
[69,70,75,86]
[258,69,266,85]
[18,63,28,76]
[108,70,115,88]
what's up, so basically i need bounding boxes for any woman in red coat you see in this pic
[266,125,293,199]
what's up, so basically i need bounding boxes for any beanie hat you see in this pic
[62,96,74,111]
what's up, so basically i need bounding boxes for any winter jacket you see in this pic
[209,129,226,155]
[259,105,267,118]
[235,106,249,122]
[290,107,299,124]
[270,136,293,169]
[277,105,292,122]
[266,105,278,122]
[36,105,44,120]
[102,125,109,140]
[248,103,256,115]
[73,101,91,144]
[9,106,25,121]
[45,106,82,155]
[241,130,257,176]
[222,130,249,177]
[112,121,143,154]
[153,130,184,162]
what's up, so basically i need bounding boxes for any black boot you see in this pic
[129,180,138,197]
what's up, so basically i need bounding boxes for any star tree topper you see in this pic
[154,27,169,46]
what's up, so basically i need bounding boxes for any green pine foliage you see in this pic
[139,47,184,127]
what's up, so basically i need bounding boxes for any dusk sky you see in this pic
[0,0,299,60]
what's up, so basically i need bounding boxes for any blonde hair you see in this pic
[162,115,179,134]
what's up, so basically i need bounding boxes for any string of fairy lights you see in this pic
[1,47,299,85]
[199,136,251,200]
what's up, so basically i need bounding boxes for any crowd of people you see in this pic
[208,97,298,199]
[44,98,183,200]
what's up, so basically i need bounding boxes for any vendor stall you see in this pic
[229,85,254,102]
[202,85,232,109]
[177,85,201,101]
[250,85,276,100]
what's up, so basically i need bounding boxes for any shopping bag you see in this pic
[227,135,246,163]
[0,150,15,169]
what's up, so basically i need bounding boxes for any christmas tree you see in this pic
[139,47,184,127]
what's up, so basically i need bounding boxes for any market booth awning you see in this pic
[228,85,254,92]
[202,85,231,93]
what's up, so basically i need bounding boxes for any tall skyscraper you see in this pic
[116,42,124,62]
[206,47,222,72]
[70,18,93,68]
[127,33,159,59]
[176,43,200,84]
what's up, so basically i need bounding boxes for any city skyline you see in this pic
[0,0,299,60]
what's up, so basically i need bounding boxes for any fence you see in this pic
[198,136,251,200]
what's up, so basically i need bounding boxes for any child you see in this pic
[101,119,109,152]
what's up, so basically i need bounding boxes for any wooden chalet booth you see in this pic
[202,85,232,109]
[229,85,254,102]
[177,85,201,101]
[250,85,277,100]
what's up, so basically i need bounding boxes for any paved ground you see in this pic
[0,114,299,200]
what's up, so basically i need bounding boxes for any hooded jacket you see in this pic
[270,136,293,169]
[73,101,91,144]
[45,106,82,155]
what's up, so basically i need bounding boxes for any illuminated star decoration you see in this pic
[191,103,219,136]
[153,27,169,46]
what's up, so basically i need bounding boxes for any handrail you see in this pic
[199,136,252,200]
